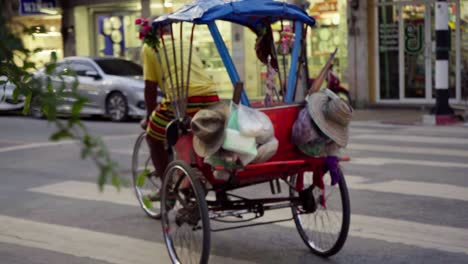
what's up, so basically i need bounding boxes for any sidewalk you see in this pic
[353,108,426,124]
[353,106,467,126]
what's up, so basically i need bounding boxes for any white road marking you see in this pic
[351,122,410,128]
[262,209,468,255]
[0,134,138,153]
[351,122,468,135]
[0,215,251,264]
[346,175,468,202]
[28,180,468,255]
[30,176,468,209]
[352,134,468,145]
[29,181,139,207]
[348,157,468,169]
[348,143,468,158]
[0,141,75,153]
[349,128,379,134]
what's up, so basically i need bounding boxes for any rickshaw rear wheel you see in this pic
[289,169,350,257]
[161,161,211,264]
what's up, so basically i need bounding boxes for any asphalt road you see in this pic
[0,113,467,264]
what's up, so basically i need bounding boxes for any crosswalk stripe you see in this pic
[259,209,468,255]
[0,134,138,154]
[349,128,379,134]
[0,215,251,264]
[28,180,468,255]
[352,134,468,145]
[348,143,468,157]
[346,175,468,202]
[30,177,468,210]
[29,181,139,207]
[348,157,468,169]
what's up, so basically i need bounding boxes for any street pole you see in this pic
[141,0,150,19]
[433,0,454,116]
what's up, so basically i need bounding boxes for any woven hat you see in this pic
[191,102,229,157]
[306,89,353,147]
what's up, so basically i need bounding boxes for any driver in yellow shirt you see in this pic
[140,34,219,186]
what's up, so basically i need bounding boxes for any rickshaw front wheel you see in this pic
[131,132,162,219]
[161,161,211,264]
[289,169,350,257]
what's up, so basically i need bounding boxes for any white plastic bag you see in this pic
[223,128,258,156]
[237,104,274,142]
[222,102,258,157]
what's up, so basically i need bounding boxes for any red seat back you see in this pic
[258,104,303,161]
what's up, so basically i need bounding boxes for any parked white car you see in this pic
[33,57,163,121]
[0,77,24,111]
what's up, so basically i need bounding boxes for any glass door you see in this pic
[462,0,468,100]
[401,4,428,99]
[377,2,400,100]
[377,0,463,103]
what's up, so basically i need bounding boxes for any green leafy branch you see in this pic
[1,13,122,191]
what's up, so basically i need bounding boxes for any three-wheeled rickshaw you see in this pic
[131,1,351,263]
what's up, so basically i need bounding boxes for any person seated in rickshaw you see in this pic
[140,24,220,186]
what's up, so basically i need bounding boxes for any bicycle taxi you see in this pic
[132,0,352,263]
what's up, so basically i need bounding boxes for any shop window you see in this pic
[377,4,400,99]
[462,1,468,99]
[11,15,63,68]
[306,0,348,88]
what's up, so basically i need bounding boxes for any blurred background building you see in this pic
[5,0,468,107]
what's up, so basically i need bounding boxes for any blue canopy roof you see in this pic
[153,0,315,32]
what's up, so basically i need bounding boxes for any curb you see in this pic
[422,114,461,126]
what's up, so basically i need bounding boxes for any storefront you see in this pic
[374,0,468,104]
[12,0,63,68]
[72,1,142,61]
[306,0,349,88]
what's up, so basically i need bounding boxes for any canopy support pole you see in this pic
[285,20,303,103]
[208,22,250,106]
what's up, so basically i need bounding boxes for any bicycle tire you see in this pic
[290,169,350,257]
[131,132,161,219]
[161,160,211,264]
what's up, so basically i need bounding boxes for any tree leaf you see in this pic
[143,196,152,209]
[22,91,32,115]
[50,51,57,63]
[111,175,120,190]
[136,169,150,187]
[71,97,86,118]
[12,86,20,101]
[50,129,73,141]
[22,61,35,70]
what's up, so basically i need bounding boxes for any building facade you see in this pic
[370,0,468,106]
[10,0,467,106]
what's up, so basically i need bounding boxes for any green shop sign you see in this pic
[379,22,424,54]
[404,22,423,54]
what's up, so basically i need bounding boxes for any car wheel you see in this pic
[106,92,128,122]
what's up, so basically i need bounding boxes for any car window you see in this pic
[68,61,97,76]
[54,63,72,75]
[94,59,142,76]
